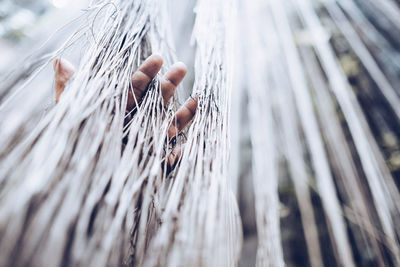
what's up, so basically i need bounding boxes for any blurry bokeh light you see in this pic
[51,0,68,9]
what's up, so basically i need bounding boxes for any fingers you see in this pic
[53,59,75,102]
[54,54,187,117]
[128,54,163,109]
[161,62,187,105]
[167,145,183,172]
[128,56,187,110]
[168,96,198,139]
[166,95,197,171]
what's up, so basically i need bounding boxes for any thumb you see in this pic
[54,58,75,102]
[167,144,184,173]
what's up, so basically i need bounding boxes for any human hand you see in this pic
[53,55,198,170]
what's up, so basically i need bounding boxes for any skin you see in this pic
[53,55,198,169]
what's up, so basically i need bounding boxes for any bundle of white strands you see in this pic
[0,0,399,266]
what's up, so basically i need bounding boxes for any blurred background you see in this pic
[1,1,399,266]
[0,0,87,73]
